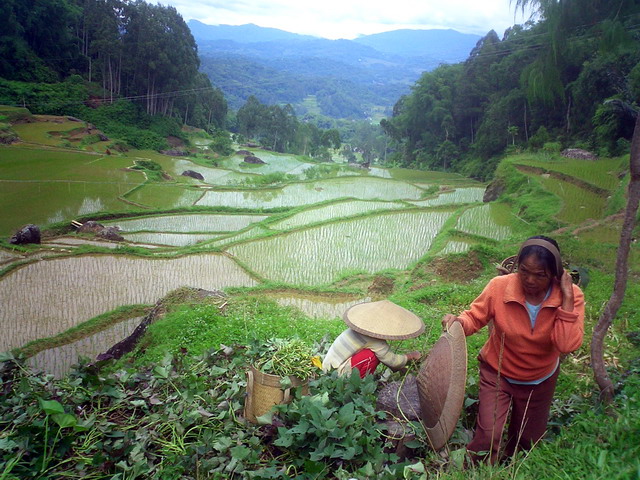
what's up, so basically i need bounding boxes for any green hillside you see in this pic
[0,110,638,478]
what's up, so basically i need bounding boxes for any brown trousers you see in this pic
[467,361,559,464]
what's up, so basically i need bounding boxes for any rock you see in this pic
[78,221,123,241]
[9,224,41,245]
[561,148,598,160]
[67,116,82,122]
[97,227,124,242]
[246,142,261,148]
[376,375,421,421]
[78,220,104,234]
[181,170,205,181]
[98,133,109,142]
[236,150,252,156]
[483,177,505,202]
[244,155,266,164]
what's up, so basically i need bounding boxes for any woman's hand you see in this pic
[442,314,460,330]
[559,269,575,312]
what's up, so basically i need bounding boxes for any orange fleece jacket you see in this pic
[458,273,584,382]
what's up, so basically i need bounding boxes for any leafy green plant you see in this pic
[252,338,318,379]
[263,371,402,478]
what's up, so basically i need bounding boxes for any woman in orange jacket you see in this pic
[442,235,585,464]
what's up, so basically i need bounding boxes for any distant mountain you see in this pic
[353,29,481,63]
[188,21,481,119]
[188,20,318,43]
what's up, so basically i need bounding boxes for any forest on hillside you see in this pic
[0,0,227,132]
[381,0,640,179]
[1,0,640,180]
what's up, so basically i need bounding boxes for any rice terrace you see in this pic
[1,0,639,478]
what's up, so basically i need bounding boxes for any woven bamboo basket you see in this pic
[244,366,310,424]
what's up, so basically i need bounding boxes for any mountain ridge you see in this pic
[188,21,481,119]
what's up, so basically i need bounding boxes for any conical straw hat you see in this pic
[416,321,467,450]
[343,300,424,340]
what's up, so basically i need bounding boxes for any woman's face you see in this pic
[518,254,552,297]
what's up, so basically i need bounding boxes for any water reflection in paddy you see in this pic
[196,177,425,209]
[229,210,452,285]
[0,254,256,352]
[456,203,514,240]
[173,159,256,185]
[220,152,315,176]
[121,232,222,247]
[440,240,472,255]
[271,293,370,319]
[408,187,485,206]
[107,213,268,233]
[27,316,143,378]
[271,200,406,230]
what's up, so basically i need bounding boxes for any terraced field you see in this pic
[9,116,617,377]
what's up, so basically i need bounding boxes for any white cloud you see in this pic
[162,0,531,39]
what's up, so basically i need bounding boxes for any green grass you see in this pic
[11,117,85,146]
[133,295,345,366]
[538,175,607,224]
[509,153,628,192]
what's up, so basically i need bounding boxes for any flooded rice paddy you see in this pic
[2,139,527,377]
[408,187,486,207]
[27,316,143,378]
[270,200,406,230]
[228,210,453,285]
[106,213,269,233]
[0,254,256,352]
[121,232,222,246]
[271,293,370,320]
[440,240,472,255]
[0,146,143,235]
[456,203,514,240]
[219,152,315,176]
[196,177,426,208]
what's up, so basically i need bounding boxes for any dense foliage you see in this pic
[382,1,640,179]
[0,0,227,131]
[234,96,342,157]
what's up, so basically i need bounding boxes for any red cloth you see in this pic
[350,348,380,378]
[467,361,559,464]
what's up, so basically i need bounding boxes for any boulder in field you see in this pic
[97,227,124,242]
[78,221,124,242]
[181,170,205,181]
[9,224,41,245]
[244,155,266,164]
[236,150,252,156]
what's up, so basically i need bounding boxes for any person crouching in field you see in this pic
[322,300,423,378]
[442,235,585,464]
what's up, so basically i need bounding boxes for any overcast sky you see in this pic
[161,0,533,39]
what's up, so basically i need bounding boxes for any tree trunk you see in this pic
[590,114,640,405]
[524,102,529,142]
